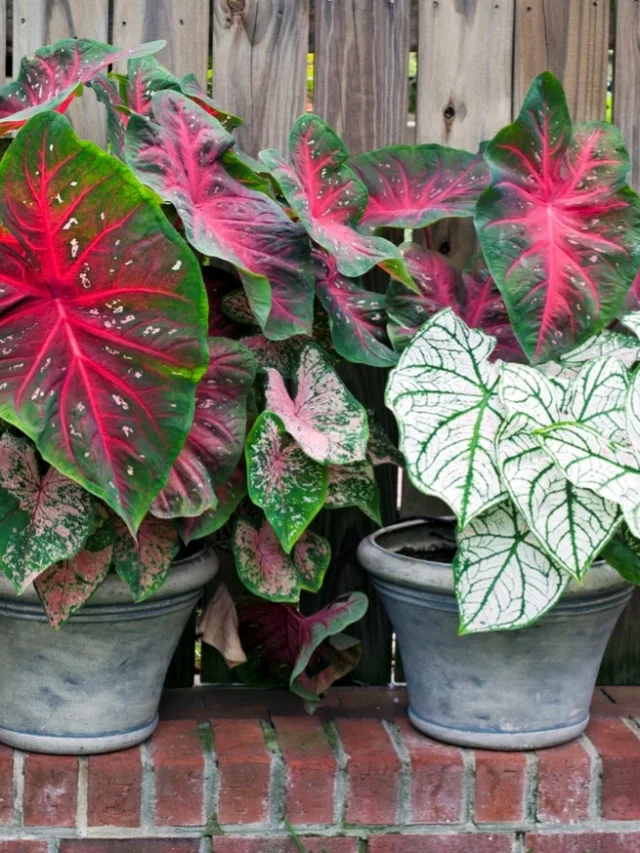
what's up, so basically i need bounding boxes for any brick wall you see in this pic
[3,687,640,853]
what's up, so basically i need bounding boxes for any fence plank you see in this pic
[211,0,309,158]
[614,0,640,188]
[113,0,210,84]
[513,0,610,122]
[12,0,107,144]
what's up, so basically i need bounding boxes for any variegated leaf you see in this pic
[113,516,179,602]
[454,501,569,633]
[177,466,246,545]
[233,517,330,602]
[386,308,505,528]
[626,366,640,452]
[264,345,368,465]
[245,412,328,553]
[366,411,404,467]
[241,334,307,378]
[35,544,113,628]
[0,434,93,591]
[568,357,629,443]
[325,460,382,524]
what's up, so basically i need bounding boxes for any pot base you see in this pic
[0,716,159,755]
[408,707,589,751]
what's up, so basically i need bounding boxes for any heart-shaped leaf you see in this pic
[0,433,93,591]
[0,111,208,533]
[455,501,569,633]
[475,71,640,364]
[325,460,381,524]
[125,91,314,341]
[245,412,328,552]
[351,144,489,229]
[151,339,255,519]
[386,309,505,528]
[0,39,165,136]
[314,250,397,367]
[264,345,368,465]
[113,516,179,601]
[35,543,113,628]
[177,466,246,545]
[233,517,330,602]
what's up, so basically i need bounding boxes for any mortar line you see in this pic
[140,739,155,831]
[525,752,539,825]
[460,748,475,825]
[198,721,218,834]
[323,720,348,827]
[579,731,602,822]
[12,750,24,831]
[382,720,411,825]
[260,718,286,829]
[75,756,88,836]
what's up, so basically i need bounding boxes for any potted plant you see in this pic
[358,72,640,749]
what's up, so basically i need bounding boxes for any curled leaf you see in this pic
[198,583,246,668]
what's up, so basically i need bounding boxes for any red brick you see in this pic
[587,717,640,819]
[23,754,78,827]
[525,832,640,852]
[0,844,49,853]
[211,840,357,853]
[213,718,271,825]
[60,842,200,853]
[395,718,464,824]
[151,720,204,826]
[0,744,13,824]
[537,739,591,824]
[273,716,337,825]
[474,751,527,823]
[367,835,513,853]
[87,746,142,827]
[335,719,401,825]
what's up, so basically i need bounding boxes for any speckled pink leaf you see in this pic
[0,433,93,591]
[0,38,165,136]
[325,460,381,524]
[366,411,404,467]
[152,339,255,519]
[35,544,113,628]
[0,111,208,534]
[240,333,308,378]
[264,345,368,465]
[125,91,314,340]
[233,517,330,602]
[113,516,179,601]
[177,465,246,545]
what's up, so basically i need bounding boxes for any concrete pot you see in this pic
[358,519,633,750]
[0,547,218,754]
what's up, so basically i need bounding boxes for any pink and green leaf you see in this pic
[475,71,640,363]
[245,412,327,552]
[0,434,93,591]
[0,111,208,533]
[325,460,381,524]
[461,253,523,361]
[240,333,309,378]
[351,144,489,229]
[264,345,368,465]
[125,91,315,341]
[179,73,242,130]
[366,410,403,467]
[233,516,330,602]
[177,466,247,545]
[152,338,255,519]
[35,543,113,628]
[113,516,179,602]
[222,289,257,325]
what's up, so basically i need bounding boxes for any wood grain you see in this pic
[614,0,640,189]
[513,0,610,122]
[12,0,108,143]
[211,0,309,157]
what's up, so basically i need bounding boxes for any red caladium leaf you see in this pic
[0,38,165,136]
[179,74,242,130]
[351,144,489,229]
[113,516,179,602]
[177,465,246,545]
[0,112,208,533]
[233,517,330,602]
[264,345,368,465]
[125,91,315,341]
[475,71,640,364]
[151,339,255,519]
[35,543,113,628]
[91,72,128,157]
[0,433,93,591]
[314,250,397,368]
[259,114,415,289]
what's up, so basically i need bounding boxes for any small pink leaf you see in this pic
[264,345,368,465]
[177,466,246,545]
[113,516,179,601]
[35,545,113,628]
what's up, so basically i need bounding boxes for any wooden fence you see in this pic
[4,0,640,686]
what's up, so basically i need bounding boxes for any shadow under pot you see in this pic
[0,547,218,755]
[357,518,631,751]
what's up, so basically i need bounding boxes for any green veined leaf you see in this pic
[568,357,629,443]
[626,365,640,452]
[325,460,382,524]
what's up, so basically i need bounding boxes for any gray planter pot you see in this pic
[0,547,218,754]
[358,519,633,750]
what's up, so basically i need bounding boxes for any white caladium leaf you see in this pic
[264,345,368,465]
[568,357,629,443]
[454,502,569,633]
[627,367,640,452]
[620,311,640,338]
[325,460,382,524]
[555,330,640,377]
[499,363,560,423]
[245,412,328,553]
[386,308,505,528]
[538,423,640,538]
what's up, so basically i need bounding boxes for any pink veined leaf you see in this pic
[35,544,113,628]
[125,91,315,341]
[350,144,489,229]
[0,112,208,534]
[113,516,179,602]
[313,249,397,368]
[0,433,94,591]
[179,74,242,130]
[233,516,330,602]
[259,114,416,289]
[0,38,165,136]
[264,345,368,465]
[90,72,128,157]
[177,465,246,545]
[151,339,256,519]
[475,71,640,364]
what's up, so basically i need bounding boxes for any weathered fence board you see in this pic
[614,0,640,187]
